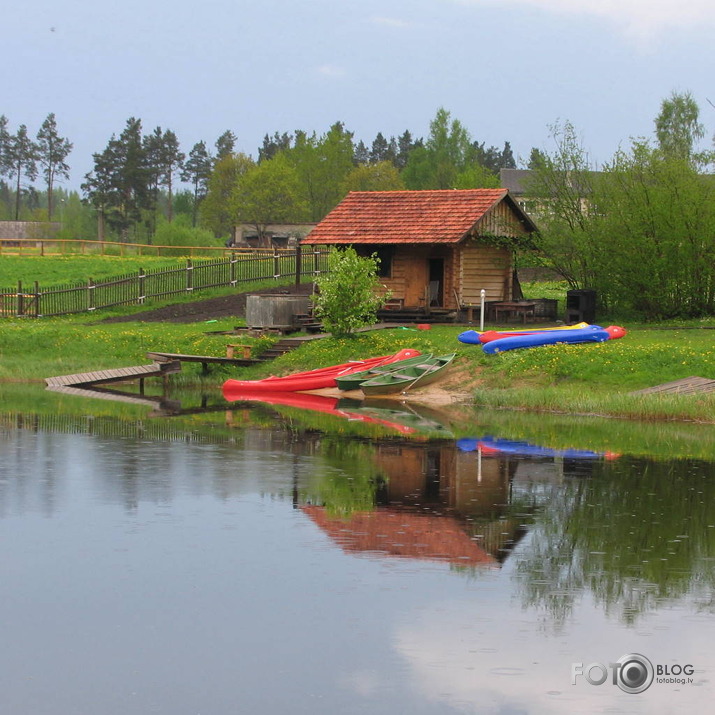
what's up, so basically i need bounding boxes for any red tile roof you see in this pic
[303,189,512,245]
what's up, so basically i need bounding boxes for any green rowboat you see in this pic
[335,353,432,392]
[359,353,456,396]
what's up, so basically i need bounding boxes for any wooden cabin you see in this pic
[301,189,537,314]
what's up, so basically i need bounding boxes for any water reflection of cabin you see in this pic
[301,189,536,318]
[303,441,529,566]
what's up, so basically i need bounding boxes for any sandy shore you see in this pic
[308,364,478,407]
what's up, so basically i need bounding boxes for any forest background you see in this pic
[2,91,715,320]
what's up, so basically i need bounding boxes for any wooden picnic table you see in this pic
[491,301,537,324]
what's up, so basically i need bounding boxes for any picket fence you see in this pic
[1,248,329,318]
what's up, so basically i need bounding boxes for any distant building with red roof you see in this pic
[302,189,536,314]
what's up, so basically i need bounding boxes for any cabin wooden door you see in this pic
[428,258,444,307]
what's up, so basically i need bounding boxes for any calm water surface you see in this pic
[1,393,714,714]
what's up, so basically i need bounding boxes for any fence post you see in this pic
[138,268,146,304]
[34,281,40,318]
[230,255,237,286]
[88,277,95,311]
[273,249,280,279]
[186,258,193,292]
[16,281,23,317]
[295,247,302,287]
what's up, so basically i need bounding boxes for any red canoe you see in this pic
[222,348,421,393]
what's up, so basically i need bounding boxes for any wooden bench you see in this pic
[226,343,252,359]
[383,297,405,310]
[462,304,483,323]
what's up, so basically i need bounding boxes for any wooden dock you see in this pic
[146,351,260,372]
[45,322,407,390]
[45,360,181,388]
[630,376,715,396]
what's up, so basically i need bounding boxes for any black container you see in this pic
[532,298,558,321]
[565,289,596,324]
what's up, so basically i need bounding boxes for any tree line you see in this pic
[528,90,715,319]
[0,113,72,222]
[0,108,517,245]
[6,94,715,321]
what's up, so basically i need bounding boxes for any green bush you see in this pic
[153,217,218,247]
[313,247,389,337]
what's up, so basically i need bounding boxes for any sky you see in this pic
[4,0,715,189]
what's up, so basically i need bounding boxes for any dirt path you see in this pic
[101,282,315,324]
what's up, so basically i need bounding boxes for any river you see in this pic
[0,385,713,714]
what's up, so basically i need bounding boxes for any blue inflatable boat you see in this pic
[481,325,610,354]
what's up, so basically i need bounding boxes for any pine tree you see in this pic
[215,130,237,162]
[82,118,151,240]
[500,141,516,169]
[370,132,389,163]
[145,128,184,223]
[527,147,547,170]
[7,124,38,220]
[36,113,72,220]
[353,140,369,166]
[258,131,292,162]
[396,130,416,169]
[181,141,213,226]
[0,115,11,179]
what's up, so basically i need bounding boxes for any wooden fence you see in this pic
[0,247,329,318]
[0,238,260,258]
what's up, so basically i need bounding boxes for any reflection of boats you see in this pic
[360,353,456,395]
[457,437,617,460]
[302,505,498,567]
[337,398,454,438]
[335,353,430,392]
[222,389,418,435]
[222,348,420,393]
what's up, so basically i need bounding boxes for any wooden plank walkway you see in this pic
[146,351,260,369]
[630,376,715,396]
[45,360,181,388]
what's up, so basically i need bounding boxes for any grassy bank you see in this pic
[3,311,715,422]
[2,256,714,422]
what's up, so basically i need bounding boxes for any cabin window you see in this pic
[373,247,393,277]
[355,245,393,277]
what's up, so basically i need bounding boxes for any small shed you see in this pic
[230,222,316,249]
[301,189,536,312]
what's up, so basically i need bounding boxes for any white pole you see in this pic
[480,289,486,331]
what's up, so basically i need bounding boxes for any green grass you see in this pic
[0,315,241,383]
[231,325,715,422]
[0,255,188,287]
[4,318,714,424]
[2,255,715,423]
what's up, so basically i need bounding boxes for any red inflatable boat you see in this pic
[222,348,421,394]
